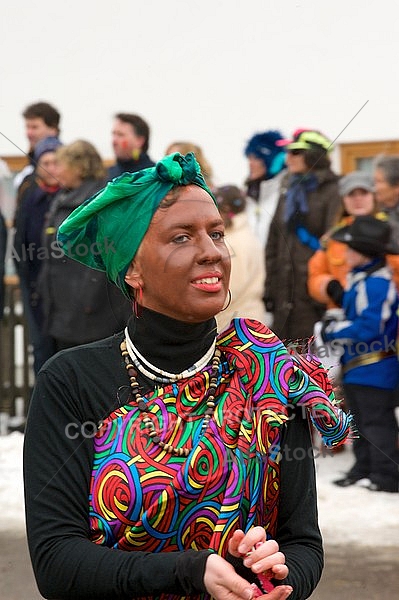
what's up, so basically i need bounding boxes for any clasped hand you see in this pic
[204,527,292,600]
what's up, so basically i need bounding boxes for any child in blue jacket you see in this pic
[322,215,399,493]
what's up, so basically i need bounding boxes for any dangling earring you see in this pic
[133,285,143,318]
[220,289,232,311]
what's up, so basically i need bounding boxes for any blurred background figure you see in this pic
[243,129,287,248]
[265,128,340,342]
[14,101,61,191]
[373,154,399,411]
[165,141,214,189]
[309,170,399,307]
[214,184,266,331]
[0,157,15,224]
[373,154,399,241]
[108,113,155,180]
[308,171,376,309]
[0,208,6,319]
[13,136,63,374]
[0,158,14,287]
[308,171,377,408]
[40,140,131,352]
[321,216,399,493]
[0,160,11,319]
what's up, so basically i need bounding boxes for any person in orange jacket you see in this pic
[308,171,399,309]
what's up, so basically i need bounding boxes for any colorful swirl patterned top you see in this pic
[89,318,351,600]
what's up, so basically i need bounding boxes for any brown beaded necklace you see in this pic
[120,340,222,457]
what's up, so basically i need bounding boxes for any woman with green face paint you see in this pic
[24,152,351,600]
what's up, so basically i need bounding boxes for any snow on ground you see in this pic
[314,443,399,547]
[0,432,398,546]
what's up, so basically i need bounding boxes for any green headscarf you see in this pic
[57,152,216,298]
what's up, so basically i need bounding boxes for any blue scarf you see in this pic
[284,173,321,250]
[284,173,318,226]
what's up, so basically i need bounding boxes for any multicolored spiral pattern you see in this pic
[89,318,350,599]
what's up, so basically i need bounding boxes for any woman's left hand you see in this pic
[228,526,289,582]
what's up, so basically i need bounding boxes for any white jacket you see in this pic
[245,170,286,248]
[217,212,267,332]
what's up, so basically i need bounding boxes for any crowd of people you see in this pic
[0,98,397,598]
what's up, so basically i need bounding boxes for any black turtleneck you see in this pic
[127,307,218,375]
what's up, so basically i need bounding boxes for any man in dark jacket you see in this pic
[14,101,61,191]
[107,113,155,180]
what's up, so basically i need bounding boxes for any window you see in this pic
[339,140,399,174]
[0,155,28,174]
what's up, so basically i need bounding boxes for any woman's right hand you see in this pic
[203,554,292,600]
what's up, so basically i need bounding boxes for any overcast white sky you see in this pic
[1,0,398,184]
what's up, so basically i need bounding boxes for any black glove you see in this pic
[320,315,338,343]
[326,279,344,307]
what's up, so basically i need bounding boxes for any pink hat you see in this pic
[276,129,332,152]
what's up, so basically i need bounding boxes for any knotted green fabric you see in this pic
[57,152,215,298]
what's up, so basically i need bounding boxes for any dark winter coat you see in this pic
[13,175,60,328]
[107,152,155,180]
[265,168,340,341]
[39,179,131,345]
[384,202,399,248]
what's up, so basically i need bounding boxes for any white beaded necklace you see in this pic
[124,327,217,384]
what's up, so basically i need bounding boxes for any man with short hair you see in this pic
[107,113,155,180]
[15,101,61,190]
